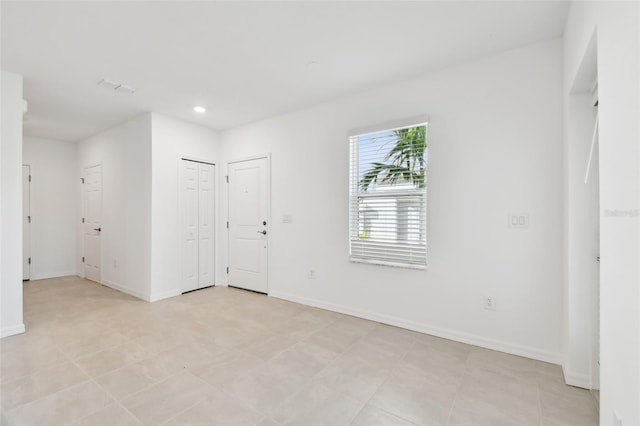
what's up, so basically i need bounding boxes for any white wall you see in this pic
[23,136,77,280]
[76,114,152,300]
[150,113,220,301]
[220,39,564,363]
[1,70,25,338]
[564,2,640,424]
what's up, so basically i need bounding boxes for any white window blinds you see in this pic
[349,123,427,268]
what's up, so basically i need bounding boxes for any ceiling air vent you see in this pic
[97,79,136,95]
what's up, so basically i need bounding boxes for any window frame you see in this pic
[348,120,429,269]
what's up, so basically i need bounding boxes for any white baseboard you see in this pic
[269,290,562,365]
[562,365,592,389]
[1,323,26,338]
[149,289,181,303]
[30,271,77,281]
[101,279,148,302]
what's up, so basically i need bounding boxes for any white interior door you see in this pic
[198,163,215,287]
[181,160,199,292]
[180,159,215,293]
[83,164,102,282]
[23,165,30,280]
[590,114,600,391]
[228,157,269,293]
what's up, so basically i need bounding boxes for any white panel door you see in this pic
[589,120,600,391]
[181,160,199,292]
[83,164,102,282]
[228,157,268,293]
[180,159,215,293]
[198,163,215,287]
[23,165,30,280]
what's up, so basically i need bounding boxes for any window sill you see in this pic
[349,258,427,270]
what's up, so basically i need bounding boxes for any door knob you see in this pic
[257,230,267,235]
[94,227,101,232]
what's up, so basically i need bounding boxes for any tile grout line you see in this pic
[248,320,377,422]
[2,381,93,420]
[348,331,420,425]
[442,343,473,426]
[1,343,74,386]
[536,369,543,426]
[156,372,225,426]
[87,378,143,425]
[74,358,220,426]
[1,343,83,414]
[53,330,138,363]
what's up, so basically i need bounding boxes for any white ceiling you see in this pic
[2,1,569,142]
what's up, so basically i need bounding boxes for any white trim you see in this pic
[23,164,31,281]
[348,115,430,138]
[101,279,148,302]
[269,290,562,365]
[29,271,77,281]
[149,289,181,303]
[349,257,427,270]
[562,365,592,390]
[178,153,216,166]
[227,153,271,165]
[1,324,26,338]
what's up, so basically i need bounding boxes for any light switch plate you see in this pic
[508,213,529,229]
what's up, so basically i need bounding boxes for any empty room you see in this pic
[1,1,639,425]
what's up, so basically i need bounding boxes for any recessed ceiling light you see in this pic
[193,106,207,113]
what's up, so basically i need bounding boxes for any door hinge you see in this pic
[225,175,229,183]
[226,267,229,274]
[226,221,229,229]
[82,257,85,263]
[80,178,85,184]
[28,257,31,265]
[29,175,32,182]
[82,217,85,223]
[28,216,31,223]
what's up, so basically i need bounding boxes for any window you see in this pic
[349,123,427,268]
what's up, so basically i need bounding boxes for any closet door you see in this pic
[181,160,199,293]
[181,159,215,293]
[198,163,215,287]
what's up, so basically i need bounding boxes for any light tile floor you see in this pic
[1,276,598,425]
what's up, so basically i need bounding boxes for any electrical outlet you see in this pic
[483,296,496,311]
[308,269,316,280]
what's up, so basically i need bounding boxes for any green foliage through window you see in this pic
[359,126,427,191]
